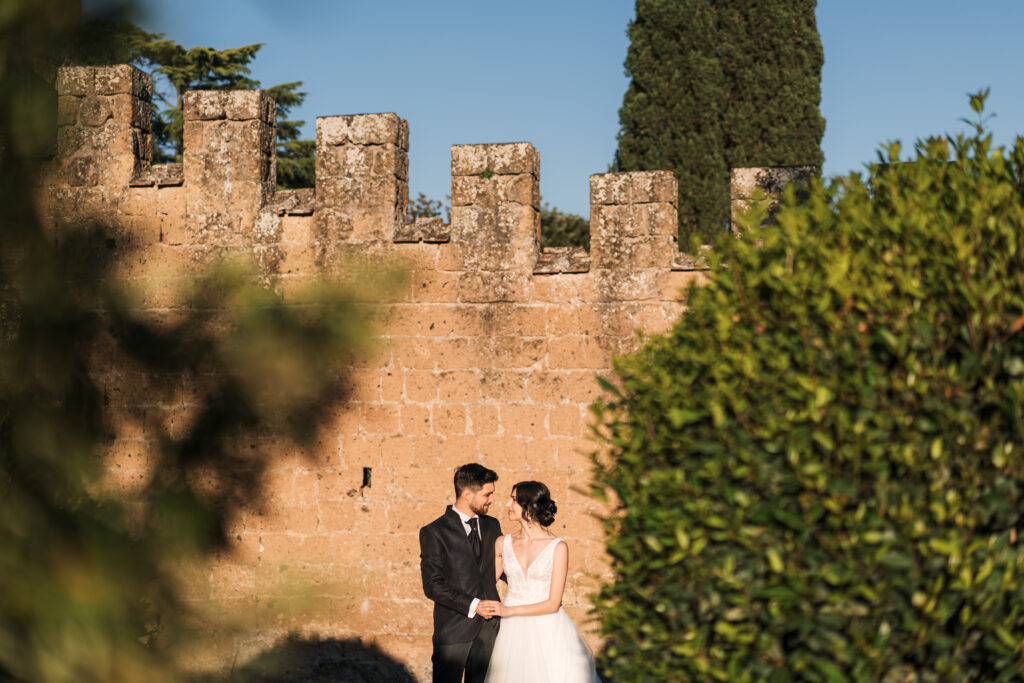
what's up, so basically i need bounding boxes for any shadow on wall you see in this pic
[196,635,417,683]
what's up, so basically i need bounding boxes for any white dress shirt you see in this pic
[453,505,482,618]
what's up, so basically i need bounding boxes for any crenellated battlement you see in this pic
[45,64,812,300]
[41,64,816,679]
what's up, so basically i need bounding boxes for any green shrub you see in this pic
[592,94,1024,681]
[540,202,590,250]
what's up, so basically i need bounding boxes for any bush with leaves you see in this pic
[0,3,387,679]
[592,93,1024,681]
[540,202,590,250]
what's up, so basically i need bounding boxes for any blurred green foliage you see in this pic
[0,3,388,679]
[592,93,1024,681]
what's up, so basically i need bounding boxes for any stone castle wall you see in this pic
[39,64,811,680]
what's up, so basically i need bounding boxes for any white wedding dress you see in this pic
[484,536,601,683]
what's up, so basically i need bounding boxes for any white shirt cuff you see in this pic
[468,598,480,619]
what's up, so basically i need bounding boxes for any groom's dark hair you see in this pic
[454,463,498,497]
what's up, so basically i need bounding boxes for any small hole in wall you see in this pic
[362,467,372,489]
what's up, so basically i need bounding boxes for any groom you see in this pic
[419,463,503,683]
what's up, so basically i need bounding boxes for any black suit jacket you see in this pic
[419,506,502,645]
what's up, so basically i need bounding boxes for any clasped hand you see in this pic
[475,600,506,619]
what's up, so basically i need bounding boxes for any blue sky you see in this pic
[87,1,1024,218]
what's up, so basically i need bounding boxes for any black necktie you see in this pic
[468,517,481,560]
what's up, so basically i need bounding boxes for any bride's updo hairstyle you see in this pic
[512,481,557,527]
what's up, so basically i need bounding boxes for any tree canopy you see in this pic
[78,20,315,188]
[613,0,824,246]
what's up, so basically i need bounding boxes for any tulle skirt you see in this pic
[484,608,601,683]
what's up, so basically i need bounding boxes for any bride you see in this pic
[482,480,601,683]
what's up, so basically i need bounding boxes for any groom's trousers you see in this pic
[432,617,499,683]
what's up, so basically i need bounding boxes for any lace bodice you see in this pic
[502,535,563,606]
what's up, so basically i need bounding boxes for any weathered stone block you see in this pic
[629,170,677,205]
[128,162,183,189]
[157,185,185,217]
[313,207,355,243]
[398,117,410,152]
[496,201,539,240]
[183,90,274,122]
[57,96,80,126]
[132,95,152,130]
[350,212,400,242]
[457,271,526,303]
[450,203,494,239]
[584,267,661,302]
[108,94,141,126]
[129,214,162,245]
[644,202,679,237]
[385,145,410,181]
[316,175,361,206]
[589,172,631,206]
[79,96,112,127]
[65,157,99,186]
[658,269,703,299]
[94,65,150,97]
[451,173,538,208]
[184,115,275,210]
[230,144,273,182]
[603,202,679,239]
[316,145,407,223]
[533,247,591,274]
[56,126,86,157]
[451,143,538,177]
[394,217,450,243]
[317,113,406,147]
[184,91,224,121]
[105,126,143,157]
[589,204,628,240]
[277,240,319,275]
[450,175,483,208]
[196,118,263,154]
[251,210,282,245]
[56,67,94,97]
[174,212,245,247]
[181,120,203,150]
[135,131,152,164]
[224,90,275,122]
[225,182,271,214]
[123,186,157,216]
[592,231,641,270]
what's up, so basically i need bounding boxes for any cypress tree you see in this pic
[613,0,727,246]
[718,0,825,169]
[612,0,825,245]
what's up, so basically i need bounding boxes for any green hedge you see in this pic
[592,95,1024,681]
